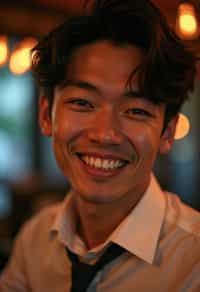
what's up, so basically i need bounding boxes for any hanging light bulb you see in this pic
[9,37,37,75]
[176,2,199,40]
[0,35,8,67]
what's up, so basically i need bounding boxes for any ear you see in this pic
[159,114,179,154]
[39,96,52,136]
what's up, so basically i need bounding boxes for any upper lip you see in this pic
[76,151,130,162]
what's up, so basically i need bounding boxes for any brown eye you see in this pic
[66,98,94,111]
[126,108,152,117]
[70,98,93,107]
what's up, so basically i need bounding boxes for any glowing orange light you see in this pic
[9,38,37,75]
[179,14,198,34]
[175,113,190,140]
[0,35,8,67]
[176,3,199,39]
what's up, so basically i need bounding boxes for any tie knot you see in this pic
[66,243,125,292]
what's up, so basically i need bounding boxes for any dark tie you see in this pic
[66,243,125,292]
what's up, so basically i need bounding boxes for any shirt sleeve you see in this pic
[0,225,30,291]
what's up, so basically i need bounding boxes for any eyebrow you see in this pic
[60,79,100,94]
[60,79,145,99]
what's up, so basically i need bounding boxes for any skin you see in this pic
[39,40,178,248]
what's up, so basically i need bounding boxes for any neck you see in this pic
[73,188,146,249]
[77,202,124,249]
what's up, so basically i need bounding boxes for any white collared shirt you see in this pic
[52,174,165,264]
[1,174,200,291]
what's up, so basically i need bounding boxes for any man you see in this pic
[1,0,200,291]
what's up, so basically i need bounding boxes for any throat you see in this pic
[75,199,128,249]
[72,181,147,249]
[77,215,117,250]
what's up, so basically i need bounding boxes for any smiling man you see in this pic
[1,0,200,291]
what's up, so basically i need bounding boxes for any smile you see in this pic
[77,154,128,171]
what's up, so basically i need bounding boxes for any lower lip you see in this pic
[78,157,126,178]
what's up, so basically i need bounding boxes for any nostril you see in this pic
[87,129,123,145]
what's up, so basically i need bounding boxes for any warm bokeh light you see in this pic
[10,48,31,75]
[179,14,197,34]
[9,38,37,75]
[175,113,190,140]
[0,35,8,67]
[176,3,199,39]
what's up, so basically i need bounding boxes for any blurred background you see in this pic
[0,0,200,270]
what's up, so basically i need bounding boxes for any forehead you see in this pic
[64,40,144,93]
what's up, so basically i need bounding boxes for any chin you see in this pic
[75,184,129,205]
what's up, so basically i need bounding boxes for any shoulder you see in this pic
[164,191,200,238]
[0,203,63,288]
[15,202,62,249]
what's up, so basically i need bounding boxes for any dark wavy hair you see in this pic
[31,0,196,127]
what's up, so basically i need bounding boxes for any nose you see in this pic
[87,110,124,145]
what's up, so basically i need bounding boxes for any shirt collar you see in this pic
[111,174,166,264]
[51,174,166,264]
[51,191,78,248]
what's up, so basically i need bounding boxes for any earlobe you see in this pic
[39,96,52,137]
[159,140,171,154]
[159,114,179,154]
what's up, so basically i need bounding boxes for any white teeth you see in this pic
[95,158,101,168]
[102,159,109,169]
[110,160,114,168]
[80,155,126,170]
[114,160,123,168]
[85,156,89,165]
[90,157,94,166]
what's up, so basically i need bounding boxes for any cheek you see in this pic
[127,124,161,159]
[51,110,82,142]
[50,116,76,168]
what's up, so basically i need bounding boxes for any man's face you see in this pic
[40,41,177,205]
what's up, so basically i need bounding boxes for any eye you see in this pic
[66,98,94,111]
[125,108,153,118]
